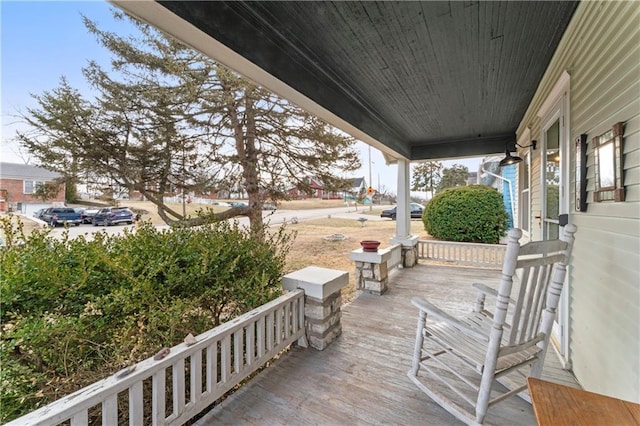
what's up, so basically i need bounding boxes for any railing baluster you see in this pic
[267,311,274,351]
[298,296,305,335]
[276,307,283,345]
[284,303,291,339]
[191,350,202,404]
[206,342,216,391]
[129,381,144,426]
[70,411,88,426]
[103,395,118,425]
[246,321,255,366]
[233,330,242,374]
[257,316,265,358]
[152,369,166,425]
[172,359,185,417]
[291,301,299,340]
[221,335,231,383]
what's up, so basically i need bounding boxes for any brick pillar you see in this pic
[282,266,348,350]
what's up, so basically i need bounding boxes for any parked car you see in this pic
[80,208,100,224]
[230,201,249,208]
[40,207,82,227]
[380,203,424,220]
[262,203,277,210]
[92,207,134,226]
[33,208,47,220]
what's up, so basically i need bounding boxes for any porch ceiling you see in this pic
[114,1,578,162]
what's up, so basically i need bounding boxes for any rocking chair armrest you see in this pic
[411,296,489,341]
[472,283,516,305]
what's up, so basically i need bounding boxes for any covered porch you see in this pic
[195,263,578,425]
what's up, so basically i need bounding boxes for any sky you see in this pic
[1,1,482,196]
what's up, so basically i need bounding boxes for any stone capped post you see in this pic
[282,266,348,350]
[349,244,401,295]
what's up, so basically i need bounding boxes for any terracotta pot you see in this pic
[360,240,381,252]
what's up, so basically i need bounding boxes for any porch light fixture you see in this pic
[498,140,537,167]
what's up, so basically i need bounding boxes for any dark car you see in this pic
[380,203,424,220]
[92,207,134,226]
[80,208,100,224]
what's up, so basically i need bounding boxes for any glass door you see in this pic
[542,100,569,362]
[543,118,561,240]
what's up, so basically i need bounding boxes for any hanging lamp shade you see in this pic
[498,147,523,167]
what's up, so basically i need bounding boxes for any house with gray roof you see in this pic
[0,162,65,214]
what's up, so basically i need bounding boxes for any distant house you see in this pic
[350,177,367,195]
[319,176,367,200]
[287,177,324,199]
[0,162,65,215]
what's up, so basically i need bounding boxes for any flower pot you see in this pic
[360,240,380,252]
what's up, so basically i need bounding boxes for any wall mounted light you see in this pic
[498,140,537,167]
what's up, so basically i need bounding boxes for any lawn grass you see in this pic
[281,218,427,303]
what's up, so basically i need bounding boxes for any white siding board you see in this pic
[575,202,640,222]
[625,167,640,190]
[573,227,640,254]
[515,1,640,402]
[624,186,640,203]
[573,214,640,236]
[571,246,639,289]
[571,9,639,103]
[575,77,640,137]
[572,51,637,119]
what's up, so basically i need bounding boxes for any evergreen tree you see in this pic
[16,9,361,232]
[436,164,469,193]
[411,161,442,198]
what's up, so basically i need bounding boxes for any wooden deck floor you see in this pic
[195,264,580,426]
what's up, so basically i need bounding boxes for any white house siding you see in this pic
[516,1,640,402]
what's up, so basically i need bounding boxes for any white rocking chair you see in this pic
[408,225,577,425]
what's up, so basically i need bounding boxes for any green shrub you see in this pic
[0,217,293,422]
[422,185,508,244]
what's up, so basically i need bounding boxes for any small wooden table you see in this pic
[527,377,640,425]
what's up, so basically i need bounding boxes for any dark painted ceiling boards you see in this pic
[156,1,578,161]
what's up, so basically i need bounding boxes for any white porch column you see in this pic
[395,159,411,239]
[392,159,419,267]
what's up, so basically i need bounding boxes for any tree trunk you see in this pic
[243,96,264,235]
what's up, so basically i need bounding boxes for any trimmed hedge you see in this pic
[0,218,293,423]
[422,185,508,244]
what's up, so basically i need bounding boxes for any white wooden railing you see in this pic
[418,239,506,268]
[8,290,306,426]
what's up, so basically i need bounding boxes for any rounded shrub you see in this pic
[422,185,508,244]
